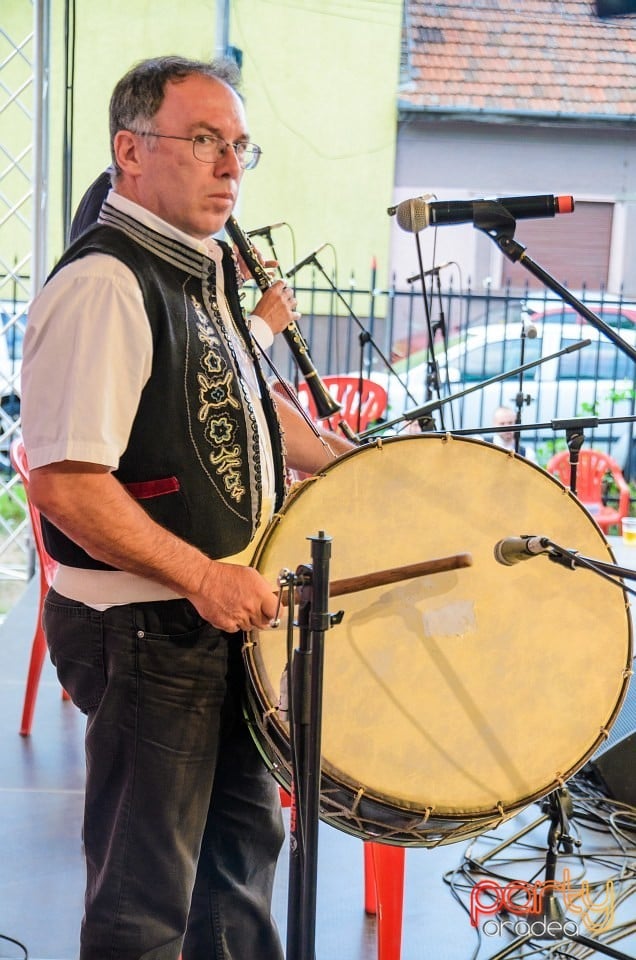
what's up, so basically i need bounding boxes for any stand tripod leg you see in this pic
[479,790,635,960]
[482,933,534,960]
[571,935,636,960]
[469,813,550,868]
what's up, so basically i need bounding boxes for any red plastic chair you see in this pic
[279,787,405,960]
[10,437,68,736]
[294,375,388,435]
[546,448,631,534]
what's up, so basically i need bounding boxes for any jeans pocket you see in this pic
[43,590,106,713]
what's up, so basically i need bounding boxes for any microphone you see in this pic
[395,194,575,233]
[523,320,538,340]
[407,261,453,283]
[387,193,433,217]
[286,243,329,278]
[493,535,551,566]
[246,221,286,238]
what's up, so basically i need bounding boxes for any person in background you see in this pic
[486,404,536,461]
[21,55,353,960]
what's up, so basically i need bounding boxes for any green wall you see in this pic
[231,0,402,287]
[4,0,402,290]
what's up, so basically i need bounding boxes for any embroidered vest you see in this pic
[41,208,287,569]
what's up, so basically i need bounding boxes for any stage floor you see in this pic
[1,556,635,960]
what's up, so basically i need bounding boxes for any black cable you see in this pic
[0,932,28,958]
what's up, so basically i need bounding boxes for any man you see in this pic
[486,405,535,460]
[21,55,352,960]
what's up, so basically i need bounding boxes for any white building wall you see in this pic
[389,118,636,296]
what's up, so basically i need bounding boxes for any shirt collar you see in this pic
[106,190,223,264]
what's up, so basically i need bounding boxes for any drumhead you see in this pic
[245,435,632,846]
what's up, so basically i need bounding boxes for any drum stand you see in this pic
[284,530,336,960]
[479,788,634,960]
[279,536,473,960]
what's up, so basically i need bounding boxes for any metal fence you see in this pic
[262,277,636,471]
[0,4,37,613]
[1,277,634,601]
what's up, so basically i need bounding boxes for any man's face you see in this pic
[119,73,249,239]
[495,410,515,443]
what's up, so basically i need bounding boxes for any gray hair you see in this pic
[109,55,242,174]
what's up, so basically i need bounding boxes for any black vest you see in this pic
[41,211,286,569]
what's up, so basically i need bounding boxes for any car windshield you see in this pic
[557,338,636,380]
[460,335,543,382]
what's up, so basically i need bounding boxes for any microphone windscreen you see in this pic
[396,198,430,233]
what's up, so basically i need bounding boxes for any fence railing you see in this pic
[252,277,636,473]
[1,277,634,604]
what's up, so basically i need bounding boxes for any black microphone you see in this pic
[407,261,453,284]
[246,221,286,238]
[286,243,329,278]
[395,194,575,233]
[493,536,551,566]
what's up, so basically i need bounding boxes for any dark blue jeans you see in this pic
[44,589,285,960]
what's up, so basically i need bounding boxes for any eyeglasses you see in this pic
[132,131,262,170]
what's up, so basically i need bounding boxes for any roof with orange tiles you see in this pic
[400,0,636,121]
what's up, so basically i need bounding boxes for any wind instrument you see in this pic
[226,216,341,419]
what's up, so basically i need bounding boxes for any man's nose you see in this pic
[215,143,242,177]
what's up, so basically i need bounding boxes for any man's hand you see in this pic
[191,560,279,633]
[252,279,301,335]
[28,462,280,633]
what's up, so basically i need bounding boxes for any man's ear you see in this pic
[113,130,143,176]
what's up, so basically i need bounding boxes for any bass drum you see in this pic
[244,435,632,847]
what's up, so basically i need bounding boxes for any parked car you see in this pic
[0,301,24,414]
[390,297,532,361]
[367,319,636,474]
[0,301,25,469]
[530,302,636,331]
[390,294,636,362]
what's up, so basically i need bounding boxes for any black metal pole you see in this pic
[286,531,333,960]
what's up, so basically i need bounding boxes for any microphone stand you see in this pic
[537,534,636,591]
[360,337,593,439]
[481,535,636,960]
[481,789,635,960]
[248,226,302,395]
[408,264,454,430]
[287,254,430,426]
[411,234,450,430]
[473,201,636,364]
[513,321,535,453]
[285,531,336,960]
[281,538,473,960]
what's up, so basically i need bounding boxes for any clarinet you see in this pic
[225,216,341,419]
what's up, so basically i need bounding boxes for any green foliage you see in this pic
[0,480,26,526]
